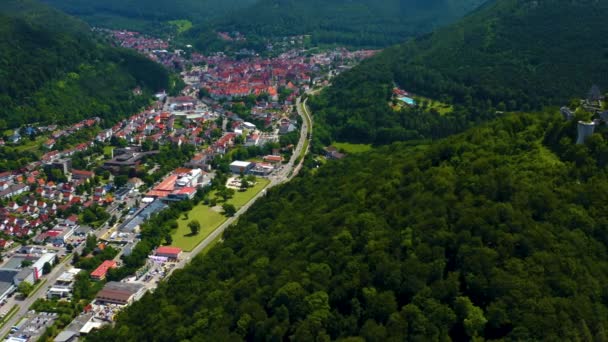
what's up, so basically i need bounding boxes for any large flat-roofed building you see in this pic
[90,260,117,281]
[230,161,253,174]
[32,253,56,280]
[95,282,145,305]
[0,270,17,301]
[155,246,182,260]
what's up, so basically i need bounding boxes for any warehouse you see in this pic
[95,282,145,305]
[155,246,182,260]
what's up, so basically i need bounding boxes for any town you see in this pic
[0,28,374,341]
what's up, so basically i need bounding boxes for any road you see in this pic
[0,254,73,337]
[0,212,119,337]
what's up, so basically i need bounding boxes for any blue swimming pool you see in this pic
[398,96,416,105]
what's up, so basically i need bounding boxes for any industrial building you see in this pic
[47,268,82,299]
[155,246,182,260]
[230,161,253,174]
[31,253,57,280]
[95,282,146,305]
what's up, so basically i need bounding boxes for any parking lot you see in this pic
[7,311,57,341]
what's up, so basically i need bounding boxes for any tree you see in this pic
[18,281,33,297]
[42,262,52,275]
[21,260,33,268]
[165,234,173,245]
[240,178,250,192]
[115,175,128,187]
[455,296,487,338]
[222,203,237,217]
[188,220,201,235]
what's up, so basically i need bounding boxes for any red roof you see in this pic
[156,246,182,256]
[173,187,196,195]
[46,230,62,237]
[91,260,117,278]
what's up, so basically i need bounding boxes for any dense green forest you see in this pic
[310,0,608,144]
[41,0,485,48]
[202,0,486,48]
[0,0,172,128]
[40,0,256,34]
[89,110,608,341]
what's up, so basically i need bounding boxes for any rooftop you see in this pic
[156,246,182,255]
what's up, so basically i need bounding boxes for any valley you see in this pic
[2,0,608,341]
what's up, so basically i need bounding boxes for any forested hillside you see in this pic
[41,0,256,33]
[88,111,608,341]
[311,0,608,144]
[0,0,172,128]
[210,0,485,47]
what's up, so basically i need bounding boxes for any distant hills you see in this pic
[0,0,173,128]
[41,0,486,48]
[40,0,257,33]
[311,0,608,144]
[213,0,487,47]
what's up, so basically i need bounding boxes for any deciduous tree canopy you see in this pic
[89,111,608,341]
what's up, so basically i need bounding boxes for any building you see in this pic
[0,270,17,301]
[155,246,182,260]
[71,170,95,182]
[14,268,34,285]
[54,331,78,342]
[230,161,253,174]
[47,268,81,299]
[90,260,117,281]
[324,146,347,160]
[31,253,56,280]
[250,163,274,176]
[263,155,283,164]
[95,282,145,305]
[166,187,197,201]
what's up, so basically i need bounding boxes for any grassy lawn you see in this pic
[414,96,453,115]
[172,206,226,252]
[333,142,373,154]
[168,19,193,33]
[14,136,46,153]
[103,146,114,158]
[228,178,270,208]
[298,99,312,161]
[171,178,270,251]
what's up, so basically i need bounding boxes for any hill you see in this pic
[205,0,486,48]
[40,0,257,33]
[310,0,608,144]
[0,0,172,128]
[88,111,608,341]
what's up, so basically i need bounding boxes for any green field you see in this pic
[333,142,373,154]
[168,20,193,33]
[13,135,46,153]
[103,146,114,158]
[415,96,453,115]
[171,178,270,251]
